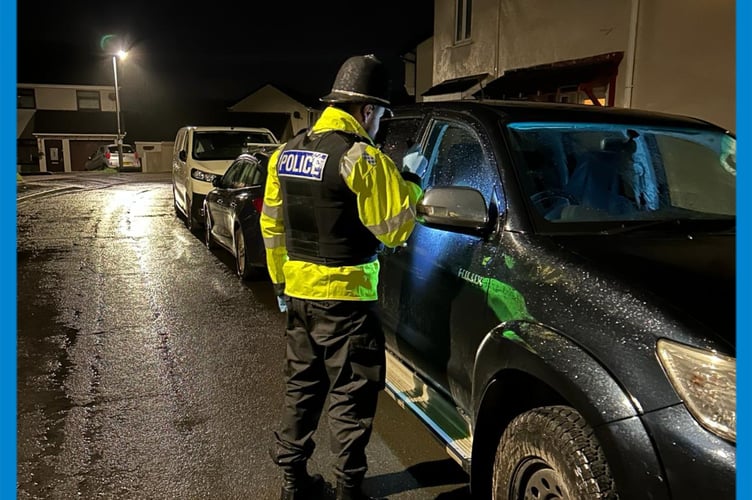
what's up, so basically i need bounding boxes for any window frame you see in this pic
[76,90,101,111]
[375,115,427,171]
[422,117,499,206]
[18,88,36,109]
[454,0,473,43]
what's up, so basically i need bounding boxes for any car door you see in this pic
[374,114,427,347]
[379,114,503,406]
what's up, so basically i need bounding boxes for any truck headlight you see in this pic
[191,168,217,183]
[657,339,735,442]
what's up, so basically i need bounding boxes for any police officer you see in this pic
[260,54,423,500]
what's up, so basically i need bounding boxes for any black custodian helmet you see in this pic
[320,54,391,106]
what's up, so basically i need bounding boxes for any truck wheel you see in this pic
[492,405,617,500]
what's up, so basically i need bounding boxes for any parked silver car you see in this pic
[85,144,141,171]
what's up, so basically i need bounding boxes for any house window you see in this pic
[18,88,35,109]
[77,90,101,110]
[455,0,472,43]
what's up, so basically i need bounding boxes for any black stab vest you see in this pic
[278,130,381,266]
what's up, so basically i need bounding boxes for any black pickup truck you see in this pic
[375,100,735,499]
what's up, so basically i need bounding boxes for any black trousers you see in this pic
[273,297,385,486]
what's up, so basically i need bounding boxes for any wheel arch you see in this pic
[468,321,657,498]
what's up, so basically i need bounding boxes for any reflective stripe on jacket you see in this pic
[259,106,423,300]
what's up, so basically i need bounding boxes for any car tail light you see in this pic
[105,151,111,159]
[252,197,263,213]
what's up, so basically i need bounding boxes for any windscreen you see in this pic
[192,131,276,161]
[507,122,735,223]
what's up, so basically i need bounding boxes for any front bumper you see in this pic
[191,193,206,225]
[190,177,214,196]
[188,178,212,226]
[641,404,735,499]
[594,402,734,499]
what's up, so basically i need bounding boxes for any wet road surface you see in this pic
[17,172,470,499]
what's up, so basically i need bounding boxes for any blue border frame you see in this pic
[7,1,745,498]
[737,1,748,498]
[3,0,17,495]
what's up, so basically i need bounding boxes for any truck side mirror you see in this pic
[417,186,490,235]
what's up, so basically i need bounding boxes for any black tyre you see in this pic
[492,405,617,500]
[205,209,215,249]
[234,227,263,280]
[234,228,250,279]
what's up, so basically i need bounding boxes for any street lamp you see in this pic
[112,49,128,170]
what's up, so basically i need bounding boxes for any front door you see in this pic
[44,140,64,172]
[380,116,503,408]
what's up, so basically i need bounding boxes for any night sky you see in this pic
[17,1,434,140]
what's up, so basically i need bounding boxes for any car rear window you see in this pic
[220,156,267,189]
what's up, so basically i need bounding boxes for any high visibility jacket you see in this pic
[260,106,423,301]
[277,129,381,266]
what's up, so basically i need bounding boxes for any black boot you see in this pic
[335,481,384,500]
[280,464,328,500]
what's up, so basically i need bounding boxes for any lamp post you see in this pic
[111,49,128,170]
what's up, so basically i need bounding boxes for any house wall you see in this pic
[433,0,499,82]
[497,0,631,74]
[32,86,117,112]
[17,109,34,138]
[34,87,78,111]
[632,0,734,131]
[230,84,312,140]
[404,58,416,98]
[35,135,116,173]
[416,37,435,102]
[135,141,175,172]
[431,0,734,131]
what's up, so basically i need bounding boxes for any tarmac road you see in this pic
[16,172,470,500]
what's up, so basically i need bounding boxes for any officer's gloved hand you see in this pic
[401,143,427,189]
[273,282,287,313]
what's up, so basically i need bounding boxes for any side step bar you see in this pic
[384,350,473,472]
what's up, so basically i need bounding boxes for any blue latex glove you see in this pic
[402,143,428,177]
[273,282,287,312]
[276,295,287,313]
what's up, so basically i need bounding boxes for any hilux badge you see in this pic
[458,268,484,286]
